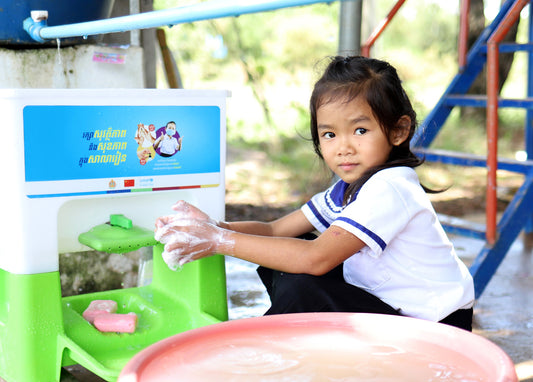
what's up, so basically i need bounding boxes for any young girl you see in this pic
[155,56,475,331]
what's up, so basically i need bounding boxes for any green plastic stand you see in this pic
[0,220,228,382]
[0,269,65,381]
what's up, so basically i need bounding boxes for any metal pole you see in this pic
[486,40,499,245]
[526,3,533,162]
[361,0,405,57]
[130,0,141,46]
[458,0,470,69]
[526,0,533,233]
[338,0,362,56]
[485,0,529,244]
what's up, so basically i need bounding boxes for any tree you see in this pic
[211,19,275,129]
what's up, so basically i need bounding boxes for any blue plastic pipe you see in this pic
[23,0,336,43]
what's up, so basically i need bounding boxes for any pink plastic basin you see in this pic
[118,312,518,381]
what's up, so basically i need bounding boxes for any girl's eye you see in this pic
[355,128,368,135]
[322,132,335,139]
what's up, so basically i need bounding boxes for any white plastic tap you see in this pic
[30,10,48,22]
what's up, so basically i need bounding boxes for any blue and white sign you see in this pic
[23,105,221,197]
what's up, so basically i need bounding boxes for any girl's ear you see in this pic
[391,115,411,146]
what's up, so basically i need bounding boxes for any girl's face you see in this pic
[317,97,397,184]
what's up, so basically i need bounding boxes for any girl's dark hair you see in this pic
[310,56,426,205]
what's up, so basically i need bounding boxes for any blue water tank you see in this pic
[0,0,116,46]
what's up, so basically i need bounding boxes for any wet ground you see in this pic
[460,233,533,382]
[60,228,533,381]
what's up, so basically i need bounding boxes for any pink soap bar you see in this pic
[82,300,118,324]
[94,313,138,333]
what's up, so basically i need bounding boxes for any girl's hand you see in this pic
[154,217,233,271]
[155,200,218,229]
[172,200,213,221]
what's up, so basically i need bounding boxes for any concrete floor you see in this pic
[58,231,532,381]
[456,233,533,382]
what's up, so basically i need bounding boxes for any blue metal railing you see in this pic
[23,0,337,43]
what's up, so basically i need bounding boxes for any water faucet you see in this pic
[23,10,49,43]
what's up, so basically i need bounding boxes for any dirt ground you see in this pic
[225,196,510,223]
[224,145,513,222]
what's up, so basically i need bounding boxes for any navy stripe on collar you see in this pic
[328,180,349,208]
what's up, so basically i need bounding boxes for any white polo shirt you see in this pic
[301,167,475,322]
[159,135,179,155]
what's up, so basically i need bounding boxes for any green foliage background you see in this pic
[153,0,529,203]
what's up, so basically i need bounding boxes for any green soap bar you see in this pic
[110,214,133,229]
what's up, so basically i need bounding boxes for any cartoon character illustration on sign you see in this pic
[154,121,182,157]
[134,123,157,164]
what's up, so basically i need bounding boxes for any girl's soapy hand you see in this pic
[154,217,234,271]
[171,200,217,223]
[155,200,218,229]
